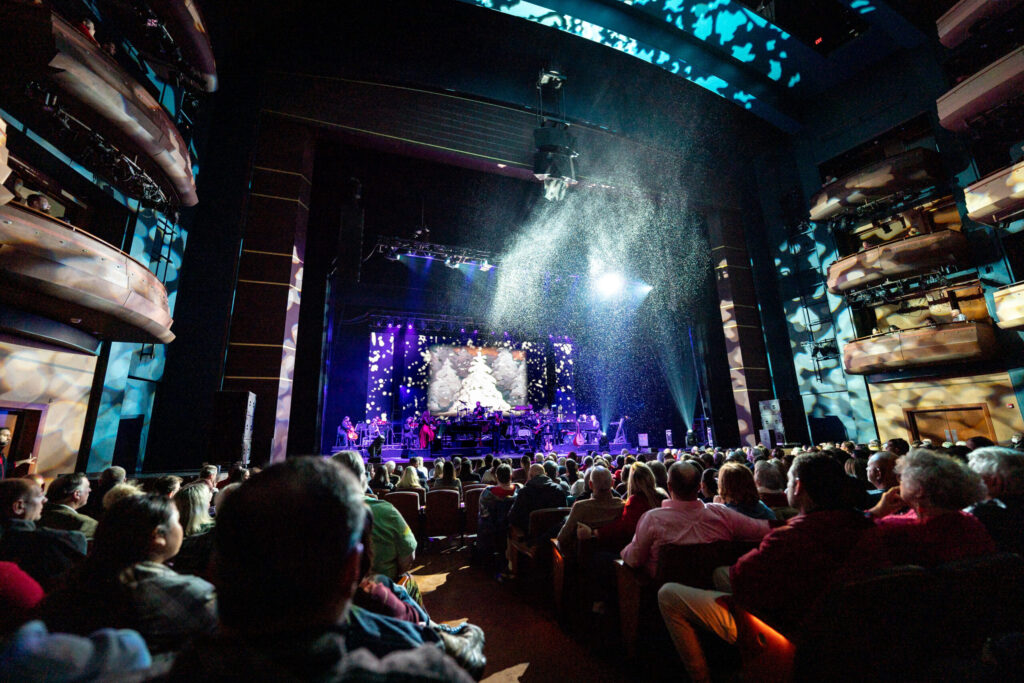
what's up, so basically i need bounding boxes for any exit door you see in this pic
[906,405,996,444]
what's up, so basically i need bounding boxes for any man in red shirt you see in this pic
[658,453,872,683]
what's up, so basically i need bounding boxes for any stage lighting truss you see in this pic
[371,236,498,271]
[367,310,481,335]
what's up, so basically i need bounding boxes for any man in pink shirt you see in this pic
[621,462,770,577]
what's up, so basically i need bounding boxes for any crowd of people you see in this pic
[1,435,1022,680]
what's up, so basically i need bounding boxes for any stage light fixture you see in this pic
[479,260,493,272]
[533,123,578,202]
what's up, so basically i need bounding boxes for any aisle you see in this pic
[411,543,668,683]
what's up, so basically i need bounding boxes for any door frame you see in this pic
[903,403,995,443]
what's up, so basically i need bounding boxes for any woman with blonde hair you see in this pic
[583,462,666,552]
[396,466,424,494]
[171,483,215,577]
[716,462,777,520]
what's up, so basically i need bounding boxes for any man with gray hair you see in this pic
[555,466,623,555]
[968,446,1024,555]
[331,450,417,581]
[38,473,97,539]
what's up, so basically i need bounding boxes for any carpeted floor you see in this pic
[411,539,681,683]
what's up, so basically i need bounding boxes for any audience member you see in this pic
[0,479,86,590]
[967,447,1024,555]
[430,461,463,497]
[168,456,472,681]
[80,466,126,519]
[658,452,873,682]
[197,465,218,492]
[458,460,480,484]
[150,475,182,498]
[854,449,994,573]
[38,494,217,653]
[371,465,395,492]
[477,464,516,573]
[172,483,216,577]
[715,463,776,520]
[582,462,664,552]
[38,473,98,539]
[102,482,144,510]
[621,462,770,578]
[556,467,623,555]
[332,451,417,582]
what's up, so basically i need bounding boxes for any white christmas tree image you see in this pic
[491,348,519,392]
[509,370,527,406]
[428,357,462,413]
[454,350,511,411]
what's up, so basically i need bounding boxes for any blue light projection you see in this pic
[617,0,808,88]
[460,0,799,131]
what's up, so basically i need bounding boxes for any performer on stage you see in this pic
[472,401,486,419]
[340,416,358,449]
[491,411,504,454]
[419,413,437,449]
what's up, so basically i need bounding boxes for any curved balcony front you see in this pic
[965,160,1024,226]
[0,201,174,344]
[938,45,1024,132]
[0,3,197,207]
[843,321,996,375]
[827,230,969,294]
[994,281,1024,330]
[808,148,945,222]
[937,0,1024,49]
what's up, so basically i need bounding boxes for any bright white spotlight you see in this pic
[595,271,625,297]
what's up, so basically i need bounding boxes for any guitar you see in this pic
[572,419,585,447]
[347,428,359,442]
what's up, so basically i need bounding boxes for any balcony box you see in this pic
[827,230,969,294]
[809,148,945,222]
[994,282,1024,330]
[0,202,174,344]
[938,45,1024,132]
[937,0,1024,49]
[965,160,1024,226]
[843,321,996,375]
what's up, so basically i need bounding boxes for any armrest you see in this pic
[616,559,649,659]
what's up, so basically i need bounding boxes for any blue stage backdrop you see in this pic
[364,327,575,422]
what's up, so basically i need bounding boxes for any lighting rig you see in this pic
[533,66,578,201]
[366,311,482,335]
[370,235,499,271]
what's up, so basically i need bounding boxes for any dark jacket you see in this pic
[508,475,567,533]
[0,520,86,591]
[38,504,98,539]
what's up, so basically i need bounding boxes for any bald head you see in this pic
[528,463,546,480]
[588,466,613,493]
[667,462,701,500]
[867,451,899,490]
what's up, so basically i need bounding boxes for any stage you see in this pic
[332,438,633,465]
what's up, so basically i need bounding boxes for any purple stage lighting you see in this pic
[461,328,465,333]
[473,330,478,334]
[408,323,413,329]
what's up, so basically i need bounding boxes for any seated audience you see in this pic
[716,463,776,520]
[584,462,665,552]
[621,462,770,578]
[38,494,217,654]
[504,464,567,578]
[371,465,395,492]
[555,467,623,555]
[217,463,250,490]
[196,465,218,492]
[38,473,98,539]
[332,451,418,582]
[865,450,900,506]
[430,462,463,497]
[458,460,480,484]
[0,479,86,590]
[854,449,994,572]
[168,457,472,681]
[171,483,216,577]
[102,482,144,511]
[352,511,428,624]
[511,455,531,485]
[477,464,517,572]
[150,475,182,498]
[658,453,873,682]
[967,446,1024,555]
[80,466,126,519]
[396,467,426,496]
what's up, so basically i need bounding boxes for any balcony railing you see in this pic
[843,321,996,375]
[827,229,969,294]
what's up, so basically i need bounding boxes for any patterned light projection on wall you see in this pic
[615,0,808,89]
[365,330,572,421]
[365,330,396,420]
[459,0,800,131]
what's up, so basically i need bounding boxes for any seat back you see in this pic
[383,492,421,535]
[464,487,483,534]
[759,491,789,508]
[655,540,758,587]
[424,489,461,538]
[528,507,571,539]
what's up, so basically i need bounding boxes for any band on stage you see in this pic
[336,406,618,453]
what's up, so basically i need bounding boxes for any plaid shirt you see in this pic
[120,561,218,653]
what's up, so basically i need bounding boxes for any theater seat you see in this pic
[423,489,462,541]
[463,487,483,535]
[384,491,421,537]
